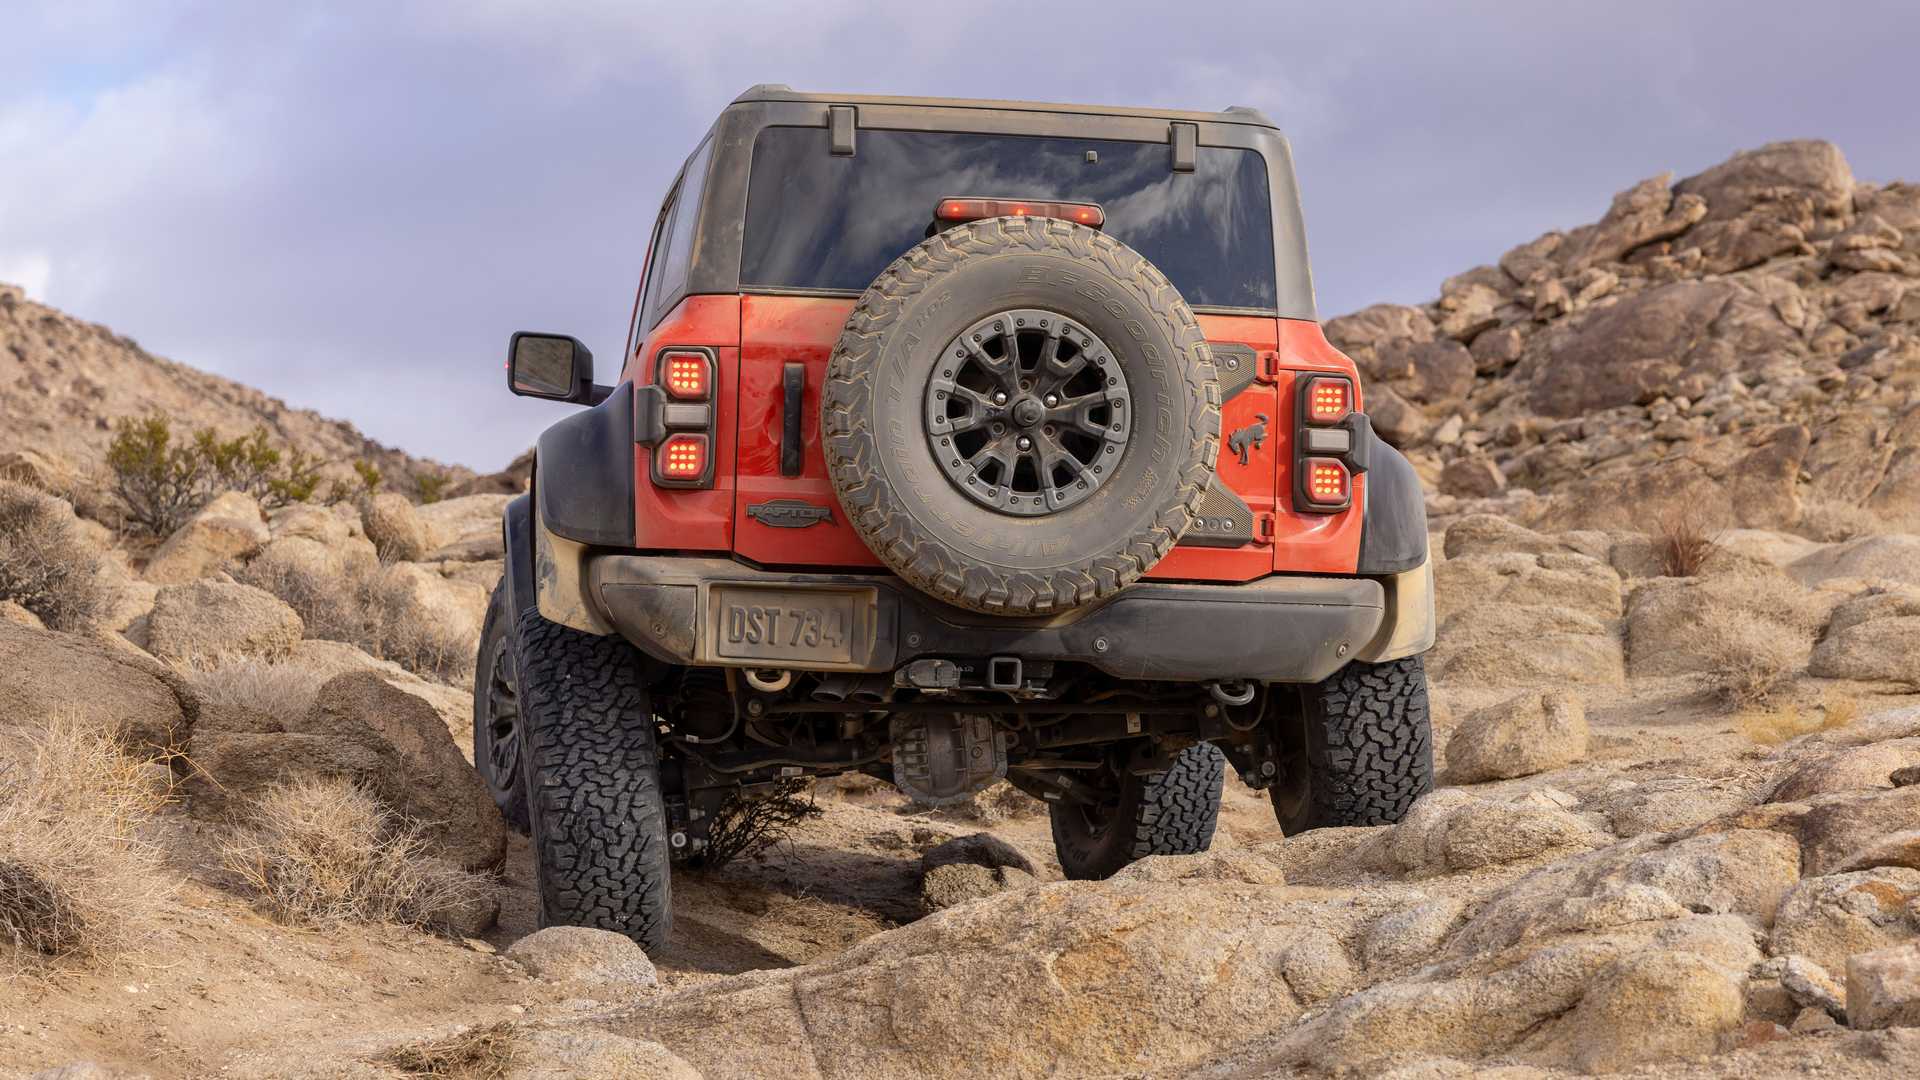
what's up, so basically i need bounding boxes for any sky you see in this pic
[3,1,1917,471]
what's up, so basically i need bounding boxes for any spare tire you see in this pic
[823,216,1220,615]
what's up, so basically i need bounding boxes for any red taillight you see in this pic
[1299,457,1351,509]
[934,198,1104,228]
[657,433,708,483]
[659,350,711,401]
[1303,376,1352,425]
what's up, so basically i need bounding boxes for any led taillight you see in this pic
[1301,457,1351,508]
[1303,376,1352,424]
[657,433,708,482]
[660,351,711,401]
[934,198,1104,228]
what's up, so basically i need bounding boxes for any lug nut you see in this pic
[993,390,1008,404]
[1017,436,1032,451]
[1044,394,1059,407]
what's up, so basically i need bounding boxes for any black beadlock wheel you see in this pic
[823,215,1220,616]
[1270,657,1434,835]
[1049,743,1225,880]
[473,580,529,833]
[513,608,673,950]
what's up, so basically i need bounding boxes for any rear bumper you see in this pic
[576,553,1430,685]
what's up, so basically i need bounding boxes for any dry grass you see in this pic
[698,779,823,869]
[1674,567,1833,708]
[237,557,474,685]
[220,776,494,930]
[1654,506,1726,577]
[187,657,332,719]
[375,1022,517,1078]
[0,480,105,632]
[0,711,172,971]
[1737,694,1860,745]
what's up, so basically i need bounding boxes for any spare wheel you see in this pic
[822,216,1220,616]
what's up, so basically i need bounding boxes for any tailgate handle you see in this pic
[781,363,805,477]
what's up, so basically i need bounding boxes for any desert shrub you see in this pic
[187,657,332,720]
[1686,568,1830,707]
[235,548,367,643]
[1654,506,1725,577]
[376,1022,517,1079]
[0,712,171,970]
[698,779,822,869]
[415,471,452,505]
[0,481,104,631]
[106,415,323,536]
[220,776,493,928]
[354,460,384,493]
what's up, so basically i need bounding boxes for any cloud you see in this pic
[2,1,1917,469]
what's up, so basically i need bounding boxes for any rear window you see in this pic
[740,127,1277,311]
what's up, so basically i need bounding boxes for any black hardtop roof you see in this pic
[730,84,1280,130]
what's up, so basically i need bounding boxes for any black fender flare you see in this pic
[502,492,538,621]
[1357,437,1428,576]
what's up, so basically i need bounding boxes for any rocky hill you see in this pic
[1329,139,1919,536]
[0,283,469,490]
[1,139,1917,1079]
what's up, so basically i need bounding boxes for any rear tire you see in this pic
[1270,657,1433,835]
[514,609,673,951]
[1050,743,1225,880]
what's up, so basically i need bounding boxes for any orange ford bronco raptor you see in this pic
[478,86,1436,949]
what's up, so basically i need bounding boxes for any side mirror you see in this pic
[508,332,606,404]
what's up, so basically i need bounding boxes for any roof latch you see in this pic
[1169,122,1197,172]
[829,106,857,156]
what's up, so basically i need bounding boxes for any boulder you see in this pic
[0,619,193,752]
[1838,832,1920,874]
[506,1030,699,1080]
[1434,551,1620,622]
[360,492,430,562]
[1386,791,1608,877]
[1826,587,1920,636]
[1767,867,1920,973]
[611,878,1367,1079]
[249,533,376,584]
[918,833,1040,913]
[142,490,270,584]
[285,638,473,749]
[1673,139,1855,223]
[1361,896,1464,973]
[1794,784,1920,876]
[1809,616,1920,685]
[1438,457,1506,498]
[506,926,658,989]
[144,579,304,665]
[1245,915,1756,1075]
[414,494,511,558]
[1848,944,1920,1030]
[1769,739,1920,802]
[369,562,488,646]
[920,863,1036,913]
[186,670,506,871]
[267,503,360,547]
[1445,691,1588,783]
[1790,535,1920,589]
[1556,172,1708,270]
[1427,603,1625,689]
[1441,514,1571,560]
[1372,338,1476,408]
[1589,777,1759,836]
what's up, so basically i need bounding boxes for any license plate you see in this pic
[710,587,864,665]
